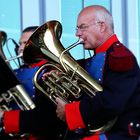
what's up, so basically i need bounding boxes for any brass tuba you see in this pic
[0,55,35,111]
[0,31,35,111]
[0,32,36,138]
[23,20,116,133]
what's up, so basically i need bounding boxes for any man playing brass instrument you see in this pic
[54,5,140,140]
[14,26,40,99]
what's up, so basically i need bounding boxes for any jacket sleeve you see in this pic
[65,101,85,130]
[4,110,20,134]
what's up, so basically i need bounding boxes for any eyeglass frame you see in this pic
[76,21,104,32]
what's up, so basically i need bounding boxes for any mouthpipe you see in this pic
[60,38,84,60]
[5,53,22,62]
[59,38,84,71]
[66,38,84,51]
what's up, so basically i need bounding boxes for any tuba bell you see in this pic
[23,20,116,133]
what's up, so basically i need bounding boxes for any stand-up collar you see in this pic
[95,34,118,54]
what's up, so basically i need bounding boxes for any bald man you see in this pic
[56,5,140,140]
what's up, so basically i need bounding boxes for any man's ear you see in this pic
[99,22,106,32]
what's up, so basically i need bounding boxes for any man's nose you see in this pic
[18,45,24,54]
[76,29,83,37]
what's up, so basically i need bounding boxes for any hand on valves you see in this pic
[42,69,66,122]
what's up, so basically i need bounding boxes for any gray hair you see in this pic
[91,5,114,32]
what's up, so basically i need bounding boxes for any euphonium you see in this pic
[23,20,102,101]
[0,31,35,111]
[0,55,35,111]
[23,20,116,133]
[0,56,35,138]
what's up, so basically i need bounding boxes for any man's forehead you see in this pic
[77,16,95,26]
[20,32,32,40]
[22,31,33,37]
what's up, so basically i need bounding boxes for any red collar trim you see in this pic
[95,34,118,54]
[30,59,48,68]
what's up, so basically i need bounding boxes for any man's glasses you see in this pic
[76,21,103,32]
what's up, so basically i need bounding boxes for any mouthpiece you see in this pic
[78,38,84,44]
[5,53,23,62]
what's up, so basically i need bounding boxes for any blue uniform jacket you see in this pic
[14,65,38,99]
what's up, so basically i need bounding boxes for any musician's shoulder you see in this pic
[108,42,135,71]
